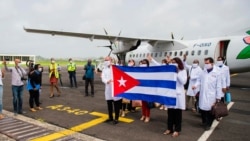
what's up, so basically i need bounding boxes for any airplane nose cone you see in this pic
[243,36,250,44]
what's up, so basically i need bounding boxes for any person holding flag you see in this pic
[163,57,187,137]
[101,56,122,125]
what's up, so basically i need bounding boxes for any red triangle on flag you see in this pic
[112,65,140,96]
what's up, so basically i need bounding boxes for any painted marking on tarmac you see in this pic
[31,112,134,141]
[230,73,238,77]
[197,102,234,141]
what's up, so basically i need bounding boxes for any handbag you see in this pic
[225,92,231,103]
[211,102,229,118]
[82,75,86,80]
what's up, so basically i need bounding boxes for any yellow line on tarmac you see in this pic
[31,112,134,141]
[230,73,238,77]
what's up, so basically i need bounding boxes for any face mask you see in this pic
[69,61,72,63]
[161,63,167,65]
[104,61,111,67]
[128,63,134,66]
[216,61,223,67]
[170,63,178,67]
[51,60,55,63]
[192,63,198,68]
[38,68,42,72]
[18,63,22,67]
[139,64,147,67]
[204,64,212,70]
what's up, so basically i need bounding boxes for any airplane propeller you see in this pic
[171,32,184,46]
[102,28,121,60]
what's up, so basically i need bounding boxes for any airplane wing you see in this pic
[23,27,177,46]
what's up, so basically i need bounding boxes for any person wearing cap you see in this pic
[67,58,77,88]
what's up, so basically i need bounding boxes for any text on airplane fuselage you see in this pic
[193,42,212,48]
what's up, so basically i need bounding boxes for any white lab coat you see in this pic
[183,61,203,96]
[101,65,121,101]
[195,66,222,111]
[216,65,230,98]
[167,69,187,110]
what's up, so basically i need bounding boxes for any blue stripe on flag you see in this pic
[116,65,177,73]
[117,93,176,106]
[138,80,176,89]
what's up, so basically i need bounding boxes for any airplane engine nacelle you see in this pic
[112,40,141,54]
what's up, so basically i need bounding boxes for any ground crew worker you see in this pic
[67,58,77,88]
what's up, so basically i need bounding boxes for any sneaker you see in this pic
[30,108,36,112]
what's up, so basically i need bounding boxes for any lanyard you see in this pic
[15,66,24,78]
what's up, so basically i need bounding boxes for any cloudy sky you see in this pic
[1,0,250,59]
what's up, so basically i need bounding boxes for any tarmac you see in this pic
[0,66,250,141]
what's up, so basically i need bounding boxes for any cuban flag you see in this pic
[111,65,177,106]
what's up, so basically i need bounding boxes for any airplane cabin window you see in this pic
[169,52,172,56]
[133,54,135,58]
[164,52,168,57]
[136,54,138,58]
[198,50,201,55]
[205,50,208,55]
[143,53,145,57]
[159,52,162,57]
[174,51,177,56]
[185,51,189,56]
[155,53,157,57]
[191,50,195,56]
[180,51,183,56]
[129,54,132,58]
[139,54,142,57]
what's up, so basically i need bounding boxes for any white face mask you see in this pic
[69,61,72,63]
[128,63,134,66]
[51,60,55,63]
[170,63,178,67]
[204,64,212,70]
[216,61,223,67]
[38,68,42,72]
[104,61,111,67]
[139,64,147,67]
[17,63,22,67]
[192,63,198,68]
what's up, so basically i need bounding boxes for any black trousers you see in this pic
[68,71,77,87]
[29,90,40,108]
[85,78,94,95]
[200,109,215,127]
[107,99,122,120]
[167,109,182,132]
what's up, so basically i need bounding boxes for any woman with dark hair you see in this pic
[163,57,187,137]
[27,64,43,112]
[139,59,151,123]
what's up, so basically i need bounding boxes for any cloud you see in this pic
[0,0,250,59]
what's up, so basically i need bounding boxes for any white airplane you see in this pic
[24,28,250,73]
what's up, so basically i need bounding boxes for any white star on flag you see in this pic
[118,76,127,87]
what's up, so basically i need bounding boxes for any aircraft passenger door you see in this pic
[215,40,230,65]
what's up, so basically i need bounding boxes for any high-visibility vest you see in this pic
[49,63,59,78]
[67,62,76,71]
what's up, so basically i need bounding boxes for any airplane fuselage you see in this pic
[126,35,250,73]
